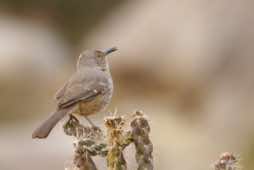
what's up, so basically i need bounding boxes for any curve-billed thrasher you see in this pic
[32,47,117,139]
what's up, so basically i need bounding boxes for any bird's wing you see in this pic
[58,89,101,109]
[56,69,107,109]
[54,81,68,100]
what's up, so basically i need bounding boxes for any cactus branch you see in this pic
[63,111,154,170]
[131,111,153,170]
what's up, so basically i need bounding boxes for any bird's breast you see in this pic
[74,91,112,116]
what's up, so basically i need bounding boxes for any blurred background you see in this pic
[0,0,254,169]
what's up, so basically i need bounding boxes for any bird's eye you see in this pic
[95,50,104,57]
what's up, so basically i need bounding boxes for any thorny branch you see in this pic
[63,115,106,170]
[63,111,154,170]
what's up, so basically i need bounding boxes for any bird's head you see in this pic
[77,47,117,71]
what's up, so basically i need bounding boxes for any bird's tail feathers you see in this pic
[32,109,68,139]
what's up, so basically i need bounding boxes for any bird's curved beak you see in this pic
[104,47,118,55]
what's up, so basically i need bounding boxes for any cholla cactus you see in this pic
[105,115,132,170]
[214,152,239,170]
[130,111,153,170]
[63,111,153,170]
[104,111,153,170]
[63,115,107,170]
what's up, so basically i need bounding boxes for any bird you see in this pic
[32,47,117,139]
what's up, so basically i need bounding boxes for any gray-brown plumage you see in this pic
[32,47,117,139]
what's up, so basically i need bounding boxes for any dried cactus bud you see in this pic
[214,152,239,170]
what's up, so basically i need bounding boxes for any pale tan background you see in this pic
[0,0,254,170]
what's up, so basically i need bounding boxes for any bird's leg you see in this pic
[69,114,79,123]
[84,116,102,135]
[84,116,96,127]
[78,104,99,130]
